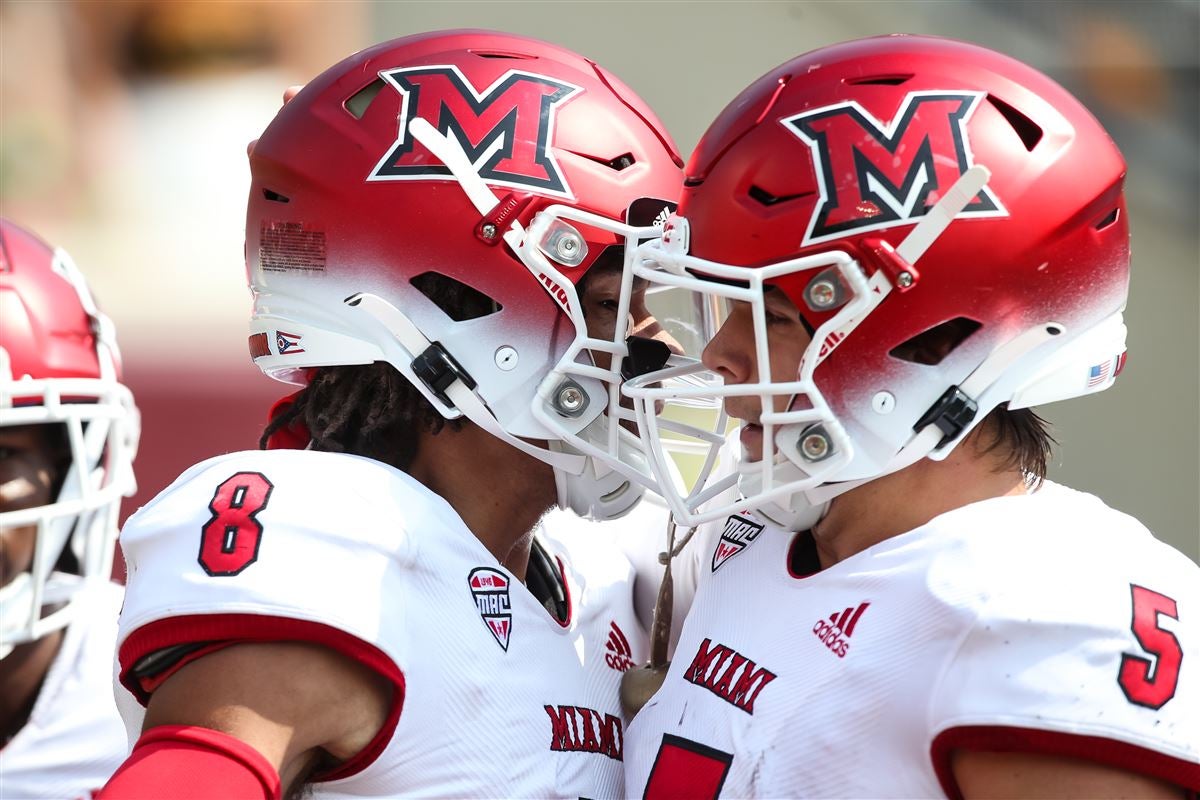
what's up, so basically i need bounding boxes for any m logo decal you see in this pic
[369,64,582,198]
[782,91,1006,245]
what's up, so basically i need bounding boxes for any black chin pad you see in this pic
[622,335,673,380]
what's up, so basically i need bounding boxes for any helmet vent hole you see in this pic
[889,317,982,365]
[262,188,290,204]
[471,49,536,60]
[608,153,635,171]
[1094,208,1120,231]
[748,184,812,207]
[345,78,386,119]
[568,150,636,171]
[410,272,503,321]
[844,74,912,86]
[986,95,1043,151]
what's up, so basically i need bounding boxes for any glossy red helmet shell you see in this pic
[0,219,139,652]
[244,30,684,519]
[626,35,1130,528]
[0,220,111,387]
[688,34,1127,442]
[246,28,682,385]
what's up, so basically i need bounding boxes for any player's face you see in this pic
[580,264,682,436]
[0,425,62,589]
[580,268,681,370]
[701,287,812,462]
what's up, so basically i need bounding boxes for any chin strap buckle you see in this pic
[914,385,978,449]
[412,342,476,407]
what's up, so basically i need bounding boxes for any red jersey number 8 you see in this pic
[198,472,274,577]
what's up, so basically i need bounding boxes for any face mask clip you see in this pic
[476,191,534,246]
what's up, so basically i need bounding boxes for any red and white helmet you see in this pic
[625,35,1130,529]
[246,30,682,519]
[0,219,139,656]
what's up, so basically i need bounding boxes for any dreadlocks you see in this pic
[259,362,460,472]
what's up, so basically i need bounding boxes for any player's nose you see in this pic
[701,312,755,385]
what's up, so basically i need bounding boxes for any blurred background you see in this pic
[2,0,1196,562]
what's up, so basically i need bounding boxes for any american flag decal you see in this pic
[1087,354,1123,389]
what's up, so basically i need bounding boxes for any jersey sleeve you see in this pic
[114,450,414,780]
[926,508,1200,794]
[117,450,415,692]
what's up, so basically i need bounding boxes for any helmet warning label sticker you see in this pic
[259,221,327,274]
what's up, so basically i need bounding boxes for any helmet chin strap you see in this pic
[897,164,991,264]
[0,570,84,660]
[0,573,35,660]
[550,441,641,520]
[347,292,586,475]
[792,318,1066,515]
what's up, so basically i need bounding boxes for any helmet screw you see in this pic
[800,430,831,461]
[871,391,896,414]
[553,381,588,417]
[494,346,518,371]
[896,271,914,288]
[555,233,581,260]
[807,279,838,308]
[481,223,498,240]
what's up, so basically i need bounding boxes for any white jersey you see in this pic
[541,495,719,660]
[542,431,741,659]
[116,449,646,799]
[625,482,1200,798]
[2,581,129,800]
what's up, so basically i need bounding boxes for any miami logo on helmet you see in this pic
[782,91,1007,245]
[368,64,582,199]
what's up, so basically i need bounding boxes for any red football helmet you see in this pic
[625,35,1130,529]
[0,219,139,656]
[245,30,683,519]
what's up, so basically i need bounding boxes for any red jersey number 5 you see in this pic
[1118,584,1182,710]
[198,472,274,577]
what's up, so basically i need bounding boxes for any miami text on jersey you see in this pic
[682,638,777,714]
[544,705,623,760]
